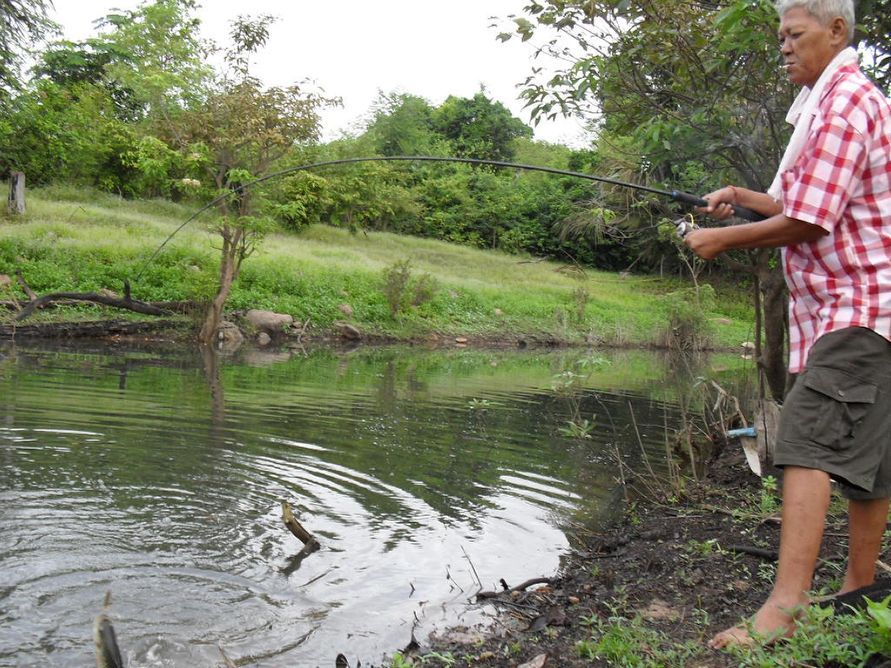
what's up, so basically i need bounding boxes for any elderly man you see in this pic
[685,0,891,649]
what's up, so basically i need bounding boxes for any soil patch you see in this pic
[416,443,884,667]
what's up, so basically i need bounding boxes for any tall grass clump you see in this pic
[381,259,437,318]
[660,284,716,352]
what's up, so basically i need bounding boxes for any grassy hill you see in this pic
[0,184,755,348]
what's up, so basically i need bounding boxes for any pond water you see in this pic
[0,342,750,667]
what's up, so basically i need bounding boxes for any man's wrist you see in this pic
[727,185,739,204]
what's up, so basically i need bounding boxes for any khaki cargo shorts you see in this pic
[774,327,891,499]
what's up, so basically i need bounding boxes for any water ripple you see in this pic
[0,345,699,666]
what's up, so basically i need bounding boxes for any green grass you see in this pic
[0,184,755,346]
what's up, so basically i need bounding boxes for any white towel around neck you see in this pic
[767,46,859,201]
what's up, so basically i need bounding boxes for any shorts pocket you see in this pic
[800,367,877,448]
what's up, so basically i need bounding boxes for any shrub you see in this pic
[381,259,438,318]
[660,284,716,352]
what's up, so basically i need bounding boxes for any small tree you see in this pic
[175,15,337,344]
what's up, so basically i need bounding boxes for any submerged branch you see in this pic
[477,577,554,600]
[281,500,321,552]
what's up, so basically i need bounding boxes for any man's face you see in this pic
[778,6,844,87]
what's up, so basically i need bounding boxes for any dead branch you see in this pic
[281,500,320,551]
[15,271,37,301]
[724,544,778,561]
[16,292,172,321]
[218,645,237,668]
[477,577,554,600]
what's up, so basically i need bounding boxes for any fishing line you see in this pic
[131,155,764,284]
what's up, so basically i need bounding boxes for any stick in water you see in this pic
[93,591,124,668]
[281,500,321,551]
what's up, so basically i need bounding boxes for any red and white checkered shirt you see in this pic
[780,64,891,372]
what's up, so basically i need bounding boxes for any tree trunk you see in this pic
[7,172,25,216]
[199,227,242,345]
[755,251,789,402]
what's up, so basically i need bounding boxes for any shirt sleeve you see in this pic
[782,112,869,232]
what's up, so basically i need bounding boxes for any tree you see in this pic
[32,0,212,123]
[93,0,212,122]
[0,79,138,186]
[174,15,336,344]
[10,0,214,194]
[431,91,533,162]
[498,0,801,399]
[0,0,55,104]
[365,92,443,157]
[500,0,891,399]
[855,0,891,92]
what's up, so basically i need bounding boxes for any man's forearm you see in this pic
[720,215,827,249]
[685,215,828,259]
[732,188,784,219]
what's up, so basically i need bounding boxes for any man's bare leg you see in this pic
[710,467,831,649]
[839,497,890,594]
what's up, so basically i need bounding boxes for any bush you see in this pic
[660,284,716,352]
[381,259,438,318]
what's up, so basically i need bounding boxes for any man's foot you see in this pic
[709,597,806,650]
[837,576,876,596]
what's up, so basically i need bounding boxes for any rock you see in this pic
[449,290,460,299]
[338,303,354,317]
[618,271,631,279]
[638,598,681,622]
[567,596,580,605]
[99,288,119,299]
[0,274,10,288]
[335,321,361,340]
[741,341,756,352]
[245,309,294,334]
[431,626,487,645]
[257,332,272,346]
[519,654,549,668]
[494,308,504,316]
[455,337,468,344]
[215,321,244,353]
[585,333,603,346]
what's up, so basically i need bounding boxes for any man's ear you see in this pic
[829,16,849,46]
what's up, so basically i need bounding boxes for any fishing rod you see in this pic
[132,155,764,283]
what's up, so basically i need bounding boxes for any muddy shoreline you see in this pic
[413,442,889,668]
[0,317,751,358]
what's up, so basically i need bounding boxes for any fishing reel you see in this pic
[674,213,699,239]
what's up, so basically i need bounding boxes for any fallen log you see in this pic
[16,291,172,321]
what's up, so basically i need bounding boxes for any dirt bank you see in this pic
[414,441,889,668]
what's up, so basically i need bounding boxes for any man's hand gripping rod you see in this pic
[671,192,765,238]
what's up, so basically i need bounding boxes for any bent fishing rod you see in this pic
[131,155,765,287]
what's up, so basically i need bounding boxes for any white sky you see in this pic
[47,0,593,148]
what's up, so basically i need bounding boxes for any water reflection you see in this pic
[0,343,751,666]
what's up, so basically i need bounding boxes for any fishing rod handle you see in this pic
[670,190,765,222]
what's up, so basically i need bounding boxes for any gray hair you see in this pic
[774,0,855,44]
